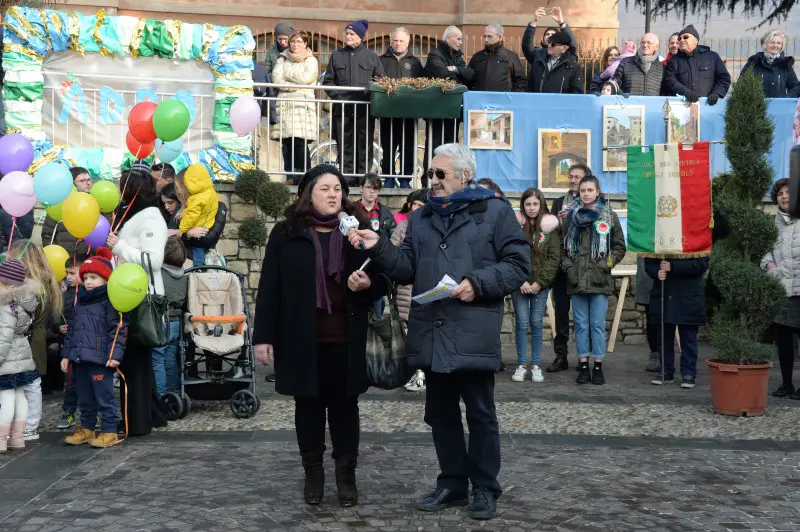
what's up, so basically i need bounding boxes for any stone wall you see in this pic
[215,185,649,346]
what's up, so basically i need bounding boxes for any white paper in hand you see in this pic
[412,275,458,305]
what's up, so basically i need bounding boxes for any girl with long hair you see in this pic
[562,176,626,386]
[511,188,561,383]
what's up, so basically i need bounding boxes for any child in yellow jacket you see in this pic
[179,164,219,266]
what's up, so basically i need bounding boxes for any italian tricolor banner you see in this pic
[627,142,712,256]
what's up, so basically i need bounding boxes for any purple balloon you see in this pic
[85,216,110,249]
[0,134,34,175]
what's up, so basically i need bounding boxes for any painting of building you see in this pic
[468,111,513,150]
[667,102,701,144]
[602,105,645,171]
[538,129,592,191]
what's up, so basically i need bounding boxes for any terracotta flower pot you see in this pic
[706,358,772,416]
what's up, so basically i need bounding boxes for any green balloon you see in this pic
[108,263,149,312]
[46,203,64,222]
[91,180,121,213]
[153,100,190,142]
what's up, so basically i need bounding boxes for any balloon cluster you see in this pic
[127,99,189,163]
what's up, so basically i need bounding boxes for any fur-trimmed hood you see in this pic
[0,279,38,310]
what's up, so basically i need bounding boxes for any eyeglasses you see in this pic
[425,168,448,180]
[679,35,693,41]
[74,178,92,185]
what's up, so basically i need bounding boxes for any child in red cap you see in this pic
[61,248,128,448]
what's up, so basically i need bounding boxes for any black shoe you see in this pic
[546,357,568,373]
[680,375,696,389]
[772,384,795,397]
[415,487,469,512]
[576,363,591,384]
[591,365,605,385]
[470,487,497,520]
[790,388,800,401]
[651,373,674,385]
[497,361,506,373]
[301,452,324,505]
[334,457,358,507]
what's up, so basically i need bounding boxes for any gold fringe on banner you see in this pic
[633,251,712,259]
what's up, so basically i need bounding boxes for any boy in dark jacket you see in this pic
[53,258,85,429]
[61,248,127,448]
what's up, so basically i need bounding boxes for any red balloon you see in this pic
[126,131,154,159]
[128,102,158,143]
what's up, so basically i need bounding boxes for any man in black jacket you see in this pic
[423,26,475,185]
[663,24,730,104]
[467,24,526,93]
[613,33,664,96]
[379,27,424,188]
[323,19,384,181]
[525,29,583,94]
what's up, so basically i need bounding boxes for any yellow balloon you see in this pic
[43,245,70,281]
[61,192,100,239]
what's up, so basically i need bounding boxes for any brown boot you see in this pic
[334,457,358,507]
[301,452,324,505]
[0,424,9,453]
[7,420,26,450]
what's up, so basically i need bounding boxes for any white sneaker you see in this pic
[531,365,544,383]
[511,365,527,382]
[232,367,244,379]
[23,429,39,441]
[405,370,426,391]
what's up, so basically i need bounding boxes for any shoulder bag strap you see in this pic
[140,251,156,295]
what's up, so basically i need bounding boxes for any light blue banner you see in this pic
[463,93,798,194]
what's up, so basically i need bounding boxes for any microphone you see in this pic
[338,212,365,250]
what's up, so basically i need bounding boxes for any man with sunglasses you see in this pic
[346,143,529,520]
[524,28,583,94]
[663,24,730,105]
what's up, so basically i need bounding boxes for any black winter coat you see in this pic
[521,24,581,94]
[369,198,529,373]
[645,257,709,325]
[48,286,84,345]
[741,52,800,98]
[467,45,526,92]
[379,50,424,79]
[181,201,227,250]
[613,55,665,96]
[425,40,475,85]
[323,44,384,101]
[663,45,731,98]
[253,221,390,397]
[526,50,584,94]
[61,285,128,365]
[0,209,33,250]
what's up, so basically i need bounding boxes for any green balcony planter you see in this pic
[369,83,466,119]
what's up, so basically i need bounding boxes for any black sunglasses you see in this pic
[679,34,693,41]
[425,168,447,180]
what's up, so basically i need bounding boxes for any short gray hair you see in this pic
[433,143,476,181]
[761,29,787,47]
[442,25,461,40]
[392,26,410,40]
[485,24,504,36]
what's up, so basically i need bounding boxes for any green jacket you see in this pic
[264,45,281,76]
[529,228,561,288]
[562,211,626,295]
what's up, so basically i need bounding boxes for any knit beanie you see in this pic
[679,24,699,41]
[274,20,294,37]
[79,247,114,281]
[0,259,26,285]
[296,164,349,196]
[346,19,369,40]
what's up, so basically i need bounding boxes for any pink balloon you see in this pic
[0,171,36,217]
[230,97,261,136]
[85,216,111,249]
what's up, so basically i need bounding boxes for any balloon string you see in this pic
[111,184,142,234]
[50,221,59,246]
[108,314,128,446]
[16,211,48,261]
[149,143,165,171]
[73,240,81,307]
[5,217,16,260]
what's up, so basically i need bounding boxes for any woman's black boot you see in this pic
[334,457,358,507]
[301,452,325,504]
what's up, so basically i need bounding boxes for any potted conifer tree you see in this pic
[706,70,785,416]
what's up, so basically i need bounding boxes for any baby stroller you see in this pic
[161,265,261,420]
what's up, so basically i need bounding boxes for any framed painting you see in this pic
[467,110,513,150]
[602,105,645,171]
[538,129,591,191]
[666,102,700,144]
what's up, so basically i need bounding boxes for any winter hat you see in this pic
[296,164,349,196]
[548,30,572,47]
[130,160,151,175]
[79,247,114,281]
[274,20,294,37]
[0,259,26,285]
[346,19,369,40]
[679,24,699,41]
[602,79,620,94]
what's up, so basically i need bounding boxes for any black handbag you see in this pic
[365,293,412,390]
[129,252,169,348]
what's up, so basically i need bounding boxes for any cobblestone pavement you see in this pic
[1,432,799,531]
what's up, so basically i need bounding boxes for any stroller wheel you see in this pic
[162,392,184,421]
[180,394,192,419]
[230,389,259,419]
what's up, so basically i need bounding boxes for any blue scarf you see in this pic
[389,47,406,57]
[564,196,613,260]
[428,184,507,229]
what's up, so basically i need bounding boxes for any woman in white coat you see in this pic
[271,30,319,177]
[107,166,169,435]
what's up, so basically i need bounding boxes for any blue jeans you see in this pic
[62,361,78,415]
[190,247,205,267]
[571,293,609,360]
[152,320,181,396]
[659,324,699,377]
[511,288,550,366]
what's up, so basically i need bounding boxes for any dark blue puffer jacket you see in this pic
[61,285,128,365]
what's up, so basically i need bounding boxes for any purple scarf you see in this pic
[310,212,345,313]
